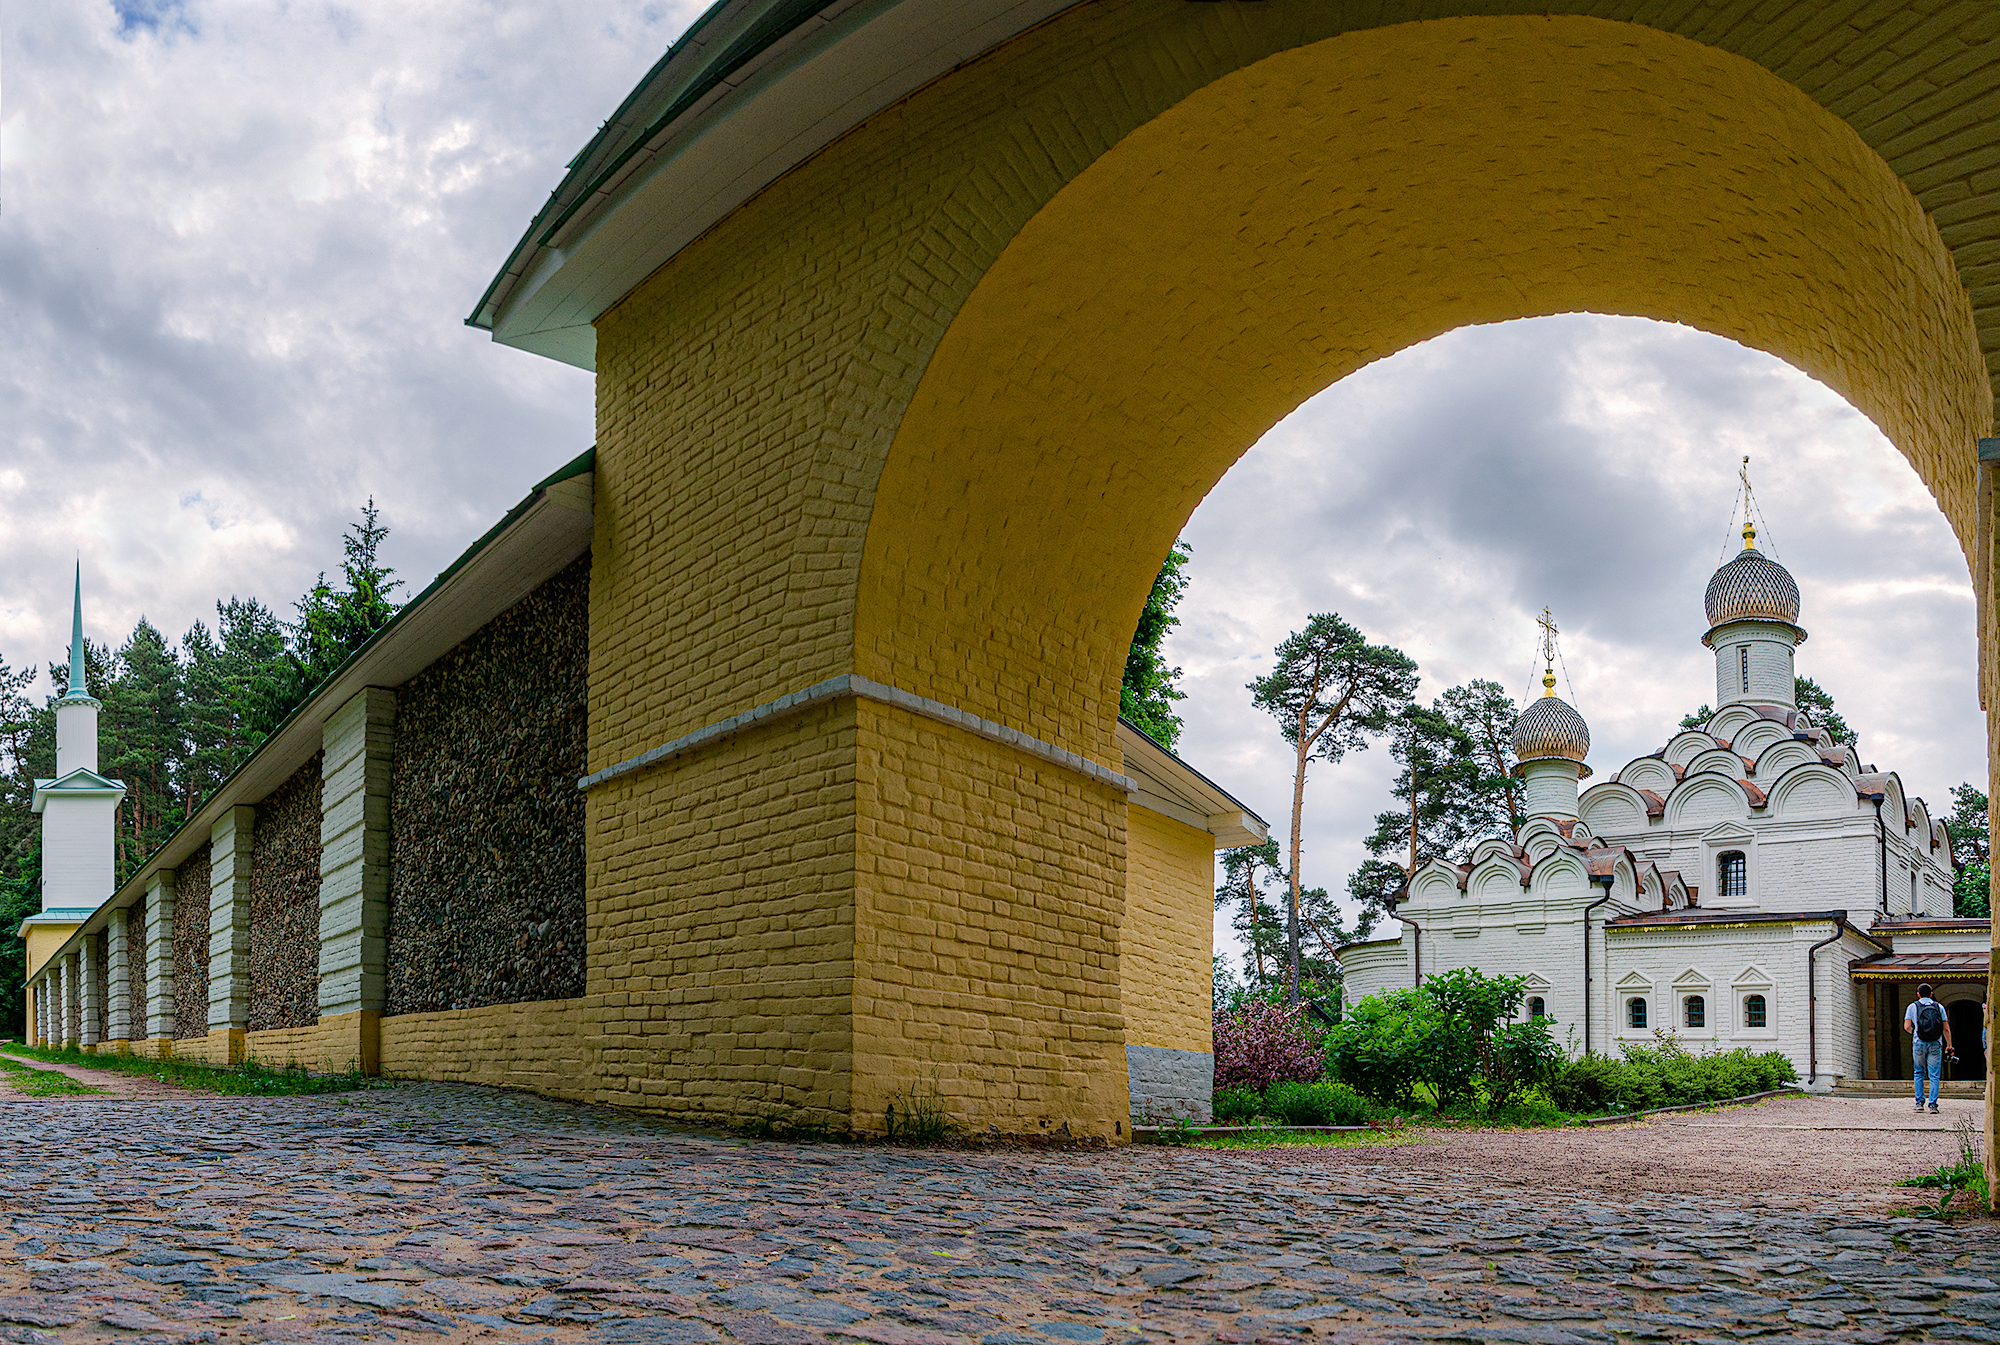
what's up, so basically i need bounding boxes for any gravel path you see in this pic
[1302,1094,1988,1202]
[0,1078,1989,1345]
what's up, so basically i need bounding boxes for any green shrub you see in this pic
[1546,1037,1797,1115]
[1322,987,1439,1107]
[1482,1086,1570,1128]
[1262,1078,1374,1126]
[1481,1017,1566,1112]
[1212,1085,1261,1123]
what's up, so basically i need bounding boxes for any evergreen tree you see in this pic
[1216,840,1288,989]
[99,620,186,878]
[1794,676,1854,746]
[1248,614,1418,1004]
[1346,681,1521,927]
[1121,540,1190,747]
[1944,782,1990,918]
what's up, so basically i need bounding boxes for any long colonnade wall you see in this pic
[31,564,592,1091]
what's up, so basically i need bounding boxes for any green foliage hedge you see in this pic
[1544,1039,1796,1114]
[1209,1079,1378,1126]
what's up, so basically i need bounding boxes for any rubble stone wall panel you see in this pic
[173,842,211,1040]
[249,754,324,1032]
[386,558,588,1015]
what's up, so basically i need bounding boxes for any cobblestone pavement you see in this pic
[0,1082,1992,1345]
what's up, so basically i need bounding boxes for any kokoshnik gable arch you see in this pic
[473,1,1998,1142]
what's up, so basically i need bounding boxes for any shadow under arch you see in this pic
[856,14,1988,768]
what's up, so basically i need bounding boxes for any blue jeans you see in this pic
[1913,1038,1944,1105]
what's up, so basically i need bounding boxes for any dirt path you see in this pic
[0,1049,205,1101]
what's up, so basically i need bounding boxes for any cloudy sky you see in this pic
[1,4,1982,964]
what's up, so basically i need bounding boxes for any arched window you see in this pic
[1744,993,1767,1028]
[1528,996,1545,1019]
[1718,851,1747,899]
[1684,995,1705,1028]
[1910,869,1920,913]
[1627,997,1648,1029]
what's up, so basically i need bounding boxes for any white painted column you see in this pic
[79,937,100,1048]
[56,956,74,1046]
[319,689,395,1020]
[144,871,177,1042]
[106,907,131,1043]
[34,976,47,1046]
[207,806,257,1037]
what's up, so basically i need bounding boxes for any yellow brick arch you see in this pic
[858,15,1987,771]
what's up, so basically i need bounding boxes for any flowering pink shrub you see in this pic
[1213,1001,1325,1093]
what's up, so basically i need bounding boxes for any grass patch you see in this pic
[0,1054,105,1097]
[1,1042,385,1096]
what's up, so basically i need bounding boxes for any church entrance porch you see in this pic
[1850,953,1989,1084]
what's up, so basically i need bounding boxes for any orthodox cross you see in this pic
[1537,606,1559,697]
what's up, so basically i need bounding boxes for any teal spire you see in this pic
[65,561,87,698]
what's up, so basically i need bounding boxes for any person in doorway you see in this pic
[1903,983,1954,1114]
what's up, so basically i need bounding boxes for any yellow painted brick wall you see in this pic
[1121,806,1215,1057]
[581,702,857,1128]
[585,3,1993,1138]
[380,1000,590,1097]
[851,700,1128,1139]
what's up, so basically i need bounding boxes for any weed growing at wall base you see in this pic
[2,1043,384,1096]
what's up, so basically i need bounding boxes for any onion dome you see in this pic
[1704,545,1800,630]
[1513,692,1590,765]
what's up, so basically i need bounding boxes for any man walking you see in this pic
[1903,983,1954,1114]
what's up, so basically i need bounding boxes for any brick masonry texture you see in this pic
[172,841,211,1041]
[386,559,588,1016]
[1121,806,1216,1058]
[584,700,857,1128]
[582,5,1994,1137]
[248,753,323,1033]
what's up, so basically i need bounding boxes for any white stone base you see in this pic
[1127,1044,1213,1123]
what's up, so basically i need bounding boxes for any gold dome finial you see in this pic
[1537,607,1559,698]
[1740,456,1756,548]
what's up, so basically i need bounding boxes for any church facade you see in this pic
[1339,529,1991,1088]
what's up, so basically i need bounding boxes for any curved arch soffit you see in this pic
[857,15,1986,759]
[1705,706,1765,743]
[1665,732,1723,769]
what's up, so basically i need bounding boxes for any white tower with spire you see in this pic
[29,566,126,917]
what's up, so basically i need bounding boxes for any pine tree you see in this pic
[1248,613,1418,1004]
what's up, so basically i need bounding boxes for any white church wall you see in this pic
[1709,621,1798,708]
[1605,920,1860,1084]
[1335,939,1405,1006]
[1665,778,1748,829]
[1665,731,1719,770]
[1706,705,1762,742]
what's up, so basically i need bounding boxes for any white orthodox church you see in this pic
[1337,519,1991,1089]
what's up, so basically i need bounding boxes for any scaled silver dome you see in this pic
[1512,694,1590,764]
[1705,546,1800,629]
